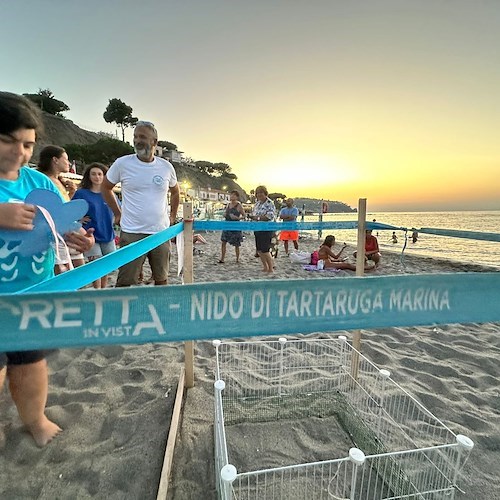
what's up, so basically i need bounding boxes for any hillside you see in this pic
[35,113,102,160]
[35,114,249,198]
[294,197,356,213]
[34,115,356,209]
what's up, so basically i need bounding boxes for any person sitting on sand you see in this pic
[219,190,245,263]
[320,235,374,271]
[0,92,94,447]
[354,229,381,266]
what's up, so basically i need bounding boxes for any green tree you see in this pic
[195,160,214,175]
[269,192,287,210]
[23,88,70,116]
[157,140,177,150]
[103,98,138,141]
[65,138,134,168]
[212,162,232,177]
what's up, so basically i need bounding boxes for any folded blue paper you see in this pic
[0,189,88,255]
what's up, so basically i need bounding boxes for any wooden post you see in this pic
[155,368,185,500]
[183,202,195,388]
[352,198,367,380]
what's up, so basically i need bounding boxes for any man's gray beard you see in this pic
[135,146,151,160]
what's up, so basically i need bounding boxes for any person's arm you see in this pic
[332,243,347,260]
[0,203,36,230]
[263,200,276,221]
[237,203,245,219]
[64,227,95,253]
[64,179,77,199]
[101,177,121,226]
[169,183,180,226]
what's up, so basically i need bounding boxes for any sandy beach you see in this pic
[1,231,499,499]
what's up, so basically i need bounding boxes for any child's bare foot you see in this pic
[27,417,62,447]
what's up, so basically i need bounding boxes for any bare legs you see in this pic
[259,251,274,273]
[88,256,108,289]
[324,260,376,272]
[219,241,227,263]
[220,242,240,263]
[8,360,61,447]
[0,367,6,447]
[283,240,299,255]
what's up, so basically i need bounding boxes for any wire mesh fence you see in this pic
[213,336,473,500]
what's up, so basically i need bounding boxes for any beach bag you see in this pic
[289,251,312,264]
[310,250,319,265]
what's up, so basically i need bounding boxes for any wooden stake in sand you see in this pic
[352,198,367,380]
[156,367,186,500]
[182,202,195,389]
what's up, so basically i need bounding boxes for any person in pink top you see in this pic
[354,229,381,266]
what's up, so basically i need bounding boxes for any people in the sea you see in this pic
[0,91,94,446]
[72,163,117,288]
[411,230,418,243]
[353,229,381,266]
[248,185,276,273]
[279,198,299,255]
[391,231,398,244]
[38,145,85,271]
[101,120,180,286]
[219,189,245,263]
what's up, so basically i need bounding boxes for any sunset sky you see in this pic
[2,1,499,211]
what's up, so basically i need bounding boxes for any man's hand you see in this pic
[113,213,121,226]
[65,228,95,253]
[0,203,36,230]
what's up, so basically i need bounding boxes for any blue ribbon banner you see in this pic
[1,273,499,352]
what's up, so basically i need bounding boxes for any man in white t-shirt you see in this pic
[102,120,180,286]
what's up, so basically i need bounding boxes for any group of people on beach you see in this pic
[0,90,382,448]
[0,92,180,447]
[218,186,382,273]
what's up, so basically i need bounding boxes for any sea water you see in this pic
[302,211,500,269]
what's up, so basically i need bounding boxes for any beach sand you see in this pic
[1,231,499,499]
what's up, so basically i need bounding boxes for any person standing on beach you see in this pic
[278,198,299,255]
[248,185,276,273]
[219,189,245,263]
[0,92,94,446]
[72,163,117,288]
[101,120,180,286]
[38,145,86,271]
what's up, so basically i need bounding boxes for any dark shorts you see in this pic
[254,231,274,253]
[0,350,53,369]
[116,231,170,286]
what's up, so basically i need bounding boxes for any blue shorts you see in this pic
[0,350,53,370]
[85,240,116,259]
